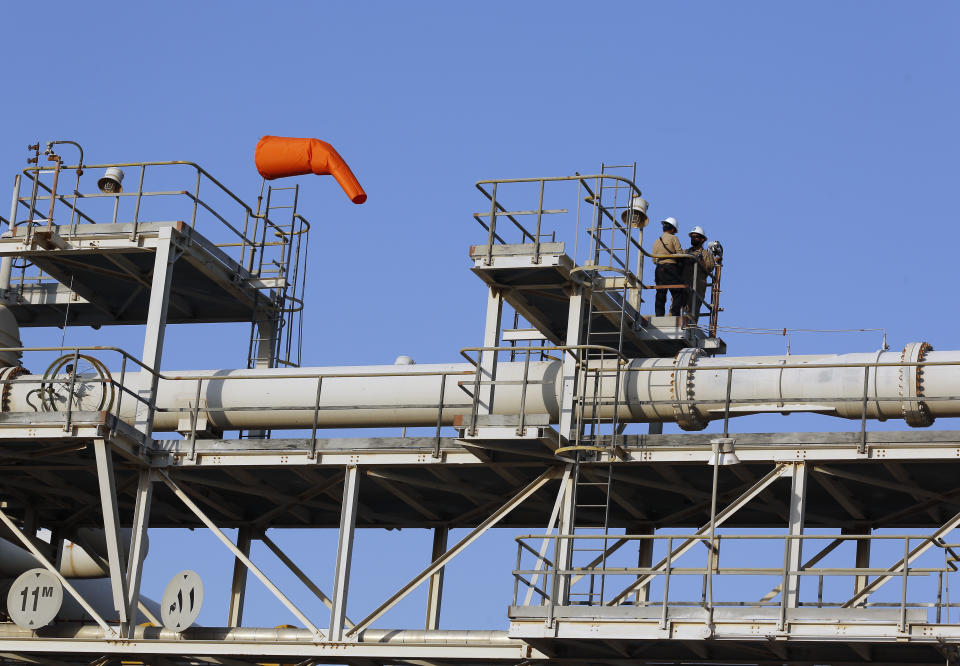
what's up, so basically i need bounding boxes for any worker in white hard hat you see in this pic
[684,225,716,320]
[651,217,686,317]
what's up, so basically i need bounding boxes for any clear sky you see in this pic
[3,0,959,632]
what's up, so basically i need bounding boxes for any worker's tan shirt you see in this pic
[652,233,683,264]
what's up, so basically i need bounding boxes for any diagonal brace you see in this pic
[158,471,324,638]
[607,464,788,606]
[260,534,354,629]
[842,506,960,608]
[346,466,561,637]
[0,505,118,637]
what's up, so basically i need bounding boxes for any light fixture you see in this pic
[708,438,740,466]
[620,195,649,227]
[97,167,124,193]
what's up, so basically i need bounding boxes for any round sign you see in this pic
[6,568,63,629]
[160,570,204,632]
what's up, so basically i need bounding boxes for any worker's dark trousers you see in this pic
[654,263,686,317]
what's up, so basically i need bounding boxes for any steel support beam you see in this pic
[347,467,559,637]
[842,525,871,605]
[124,467,153,637]
[522,466,571,606]
[92,439,130,628]
[477,287,503,416]
[558,290,584,440]
[226,526,252,627]
[554,465,576,606]
[424,527,448,630]
[135,226,177,439]
[329,465,360,642]
[784,462,807,610]
[635,525,654,606]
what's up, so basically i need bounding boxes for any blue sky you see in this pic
[3,0,959,631]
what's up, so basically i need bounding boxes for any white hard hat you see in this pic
[661,217,678,232]
[621,195,649,228]
[689,225,706,238]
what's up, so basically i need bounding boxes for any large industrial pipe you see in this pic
[0,529,146,578]
[4,344,954,432]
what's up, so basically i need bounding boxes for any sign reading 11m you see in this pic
[6,569,64,629]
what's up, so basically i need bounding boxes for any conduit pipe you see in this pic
[4,344,956,432]
[0,622,513,643]
[254,135,367,204]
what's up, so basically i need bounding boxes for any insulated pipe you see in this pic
[4,344,957,432]
[0,528,146,578]
[0,622,513,643]
[254,135,367,204]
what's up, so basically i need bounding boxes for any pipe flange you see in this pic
[672,347,708,431]
[900,341,934,427]
[0,365,28,412]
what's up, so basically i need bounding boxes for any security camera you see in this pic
[97,167,124,194]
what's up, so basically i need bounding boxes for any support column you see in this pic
[554,467,576,605]
[558,290,585,441]
[92,439,130,629]
[424,526,448,630]
[0,174,20,291]
[329,465,360,642]
[227,527,252,627]
[634,525,655,606]
[843,524,871,606]
[784,462,808,609]
[125,468,153,637]
[477,287,503,417]
[135,227,177,439]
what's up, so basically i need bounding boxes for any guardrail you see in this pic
[513,532,960,630]
[473,174,722,335]
[5,161,309,286]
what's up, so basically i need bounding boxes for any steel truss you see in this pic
[3,161,960,666]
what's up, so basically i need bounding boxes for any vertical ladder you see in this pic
[246,183,302,371]
[242,183,307,440]
[565,163,638,604]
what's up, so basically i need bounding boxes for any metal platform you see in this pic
[0,222,278,327]
[470,242,718,358]
[4,422,960,531]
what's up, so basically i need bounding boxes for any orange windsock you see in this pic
[254,136,367,204]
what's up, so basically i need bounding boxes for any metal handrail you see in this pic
[513,532,959,626]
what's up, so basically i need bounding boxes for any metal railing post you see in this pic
[63,347,80,432]
[309,376,323,460]
[660,536,673,630]
[533,179,545,264]
[859,365,870,453]
[516,350,531,436]
[188,378,202,462]
[900,537,910,632]
[485,183,498,265]
[433,374,446,458]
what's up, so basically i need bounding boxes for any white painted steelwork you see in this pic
[7,345,956,431]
